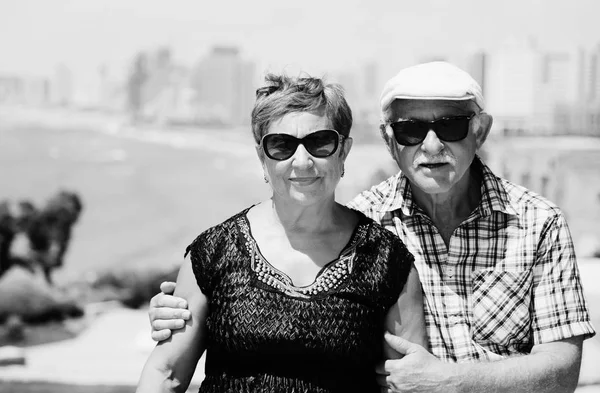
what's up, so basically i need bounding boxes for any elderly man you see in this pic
[146,62,595,392]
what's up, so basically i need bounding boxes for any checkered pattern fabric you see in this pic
[347,156,595,362]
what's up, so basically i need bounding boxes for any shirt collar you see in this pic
[379,155,519,217]
[475,156,519,217]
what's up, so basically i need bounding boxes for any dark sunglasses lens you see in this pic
[391,116,471,145]
[435,117,470,141]
[263,134,298,160]
[391,122,426,146]
[303,130,339,157]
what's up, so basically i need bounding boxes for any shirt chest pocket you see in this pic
[471,269,533,348]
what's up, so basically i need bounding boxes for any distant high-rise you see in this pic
[485,43,538,134]
[363,61,379,98]
[484,40,589,136]
[467,52,486,99]
[192,46,256,125]
[576,44,600,136]
[52,64,73,106]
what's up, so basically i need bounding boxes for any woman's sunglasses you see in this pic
[260,129,343,161]
[390,114,475,146]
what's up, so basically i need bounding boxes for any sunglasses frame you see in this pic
[260,129,344,161]
[390,113,476,146]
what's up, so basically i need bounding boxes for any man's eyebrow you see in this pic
[384,117,410,124]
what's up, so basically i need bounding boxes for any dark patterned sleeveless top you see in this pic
[185,207,414,393]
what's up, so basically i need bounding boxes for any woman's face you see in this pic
[257,110,352,207]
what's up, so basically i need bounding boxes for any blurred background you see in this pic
[0,0,599,391]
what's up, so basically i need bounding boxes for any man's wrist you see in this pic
[442,361,465,393]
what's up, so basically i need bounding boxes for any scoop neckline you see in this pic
[239,206,367,291]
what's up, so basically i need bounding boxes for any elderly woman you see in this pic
[136,74,426,393]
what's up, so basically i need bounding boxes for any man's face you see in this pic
[383,99,487,196]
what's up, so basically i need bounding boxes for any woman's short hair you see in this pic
[251,73,353,144]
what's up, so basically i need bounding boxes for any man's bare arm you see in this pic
[381,334,583,393]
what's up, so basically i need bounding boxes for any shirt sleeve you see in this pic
[531,212,596,344]
[346,192,381,223]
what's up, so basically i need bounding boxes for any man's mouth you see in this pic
[420,163,447,169]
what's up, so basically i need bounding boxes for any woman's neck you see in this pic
[269,196,343,234]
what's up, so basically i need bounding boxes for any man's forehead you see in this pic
[384,99,477,120]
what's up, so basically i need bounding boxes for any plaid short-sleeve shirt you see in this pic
[347,156,595,362]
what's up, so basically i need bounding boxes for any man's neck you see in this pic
[411,167,482,244]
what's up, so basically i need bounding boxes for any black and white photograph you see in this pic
[0,1,599,392]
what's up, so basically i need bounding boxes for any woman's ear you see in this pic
[255,144,265,163]
[340,136,353,161]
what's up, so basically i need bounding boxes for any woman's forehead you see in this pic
[267,111,332,135]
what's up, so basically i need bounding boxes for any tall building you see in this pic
[577,44,600,136]
[51,64,73,106]
[484,40,591,136]
[485,43,538,134]
[191,46,257,125]
[363,61,379,99]
[467,51,486,98]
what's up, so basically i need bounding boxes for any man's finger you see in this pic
[375,373,389,387]
[384,332,416,355]
[150,308,191,322]
[159,281,177,295]
[151,329,172,342]
[375,360,389,376]
[151,318,187,331]
[150,293,188,309]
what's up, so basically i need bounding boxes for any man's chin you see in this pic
[410,177,454,195]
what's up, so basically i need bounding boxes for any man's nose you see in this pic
[420,130,444,154]
[291,144,314,169]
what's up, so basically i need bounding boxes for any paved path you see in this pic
[0,307,204,387]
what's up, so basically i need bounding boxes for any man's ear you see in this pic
[379,123,396,156]
[475,113,493,148]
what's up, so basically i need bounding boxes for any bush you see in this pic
[0,266,83,324]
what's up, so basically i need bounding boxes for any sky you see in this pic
[0,0,599,83]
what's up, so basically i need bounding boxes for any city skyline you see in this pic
[1,0,599,83]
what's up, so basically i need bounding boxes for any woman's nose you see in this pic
[291,144,314,169]
[420,130,444,155]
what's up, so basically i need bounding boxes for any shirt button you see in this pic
[449,315,461,324]
[446,266,455,277]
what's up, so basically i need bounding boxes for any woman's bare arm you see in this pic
[136,256,209,393]
[384,264,428,358]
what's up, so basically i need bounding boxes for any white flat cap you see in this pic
[380,61,485,112]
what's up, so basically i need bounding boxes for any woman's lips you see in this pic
[290,177,320,185]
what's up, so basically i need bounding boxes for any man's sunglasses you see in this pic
[260,129,343,161]
[390,114,475,146]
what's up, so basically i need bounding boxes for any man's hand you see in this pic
[148,281,191,342]
[376,332,458,393]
